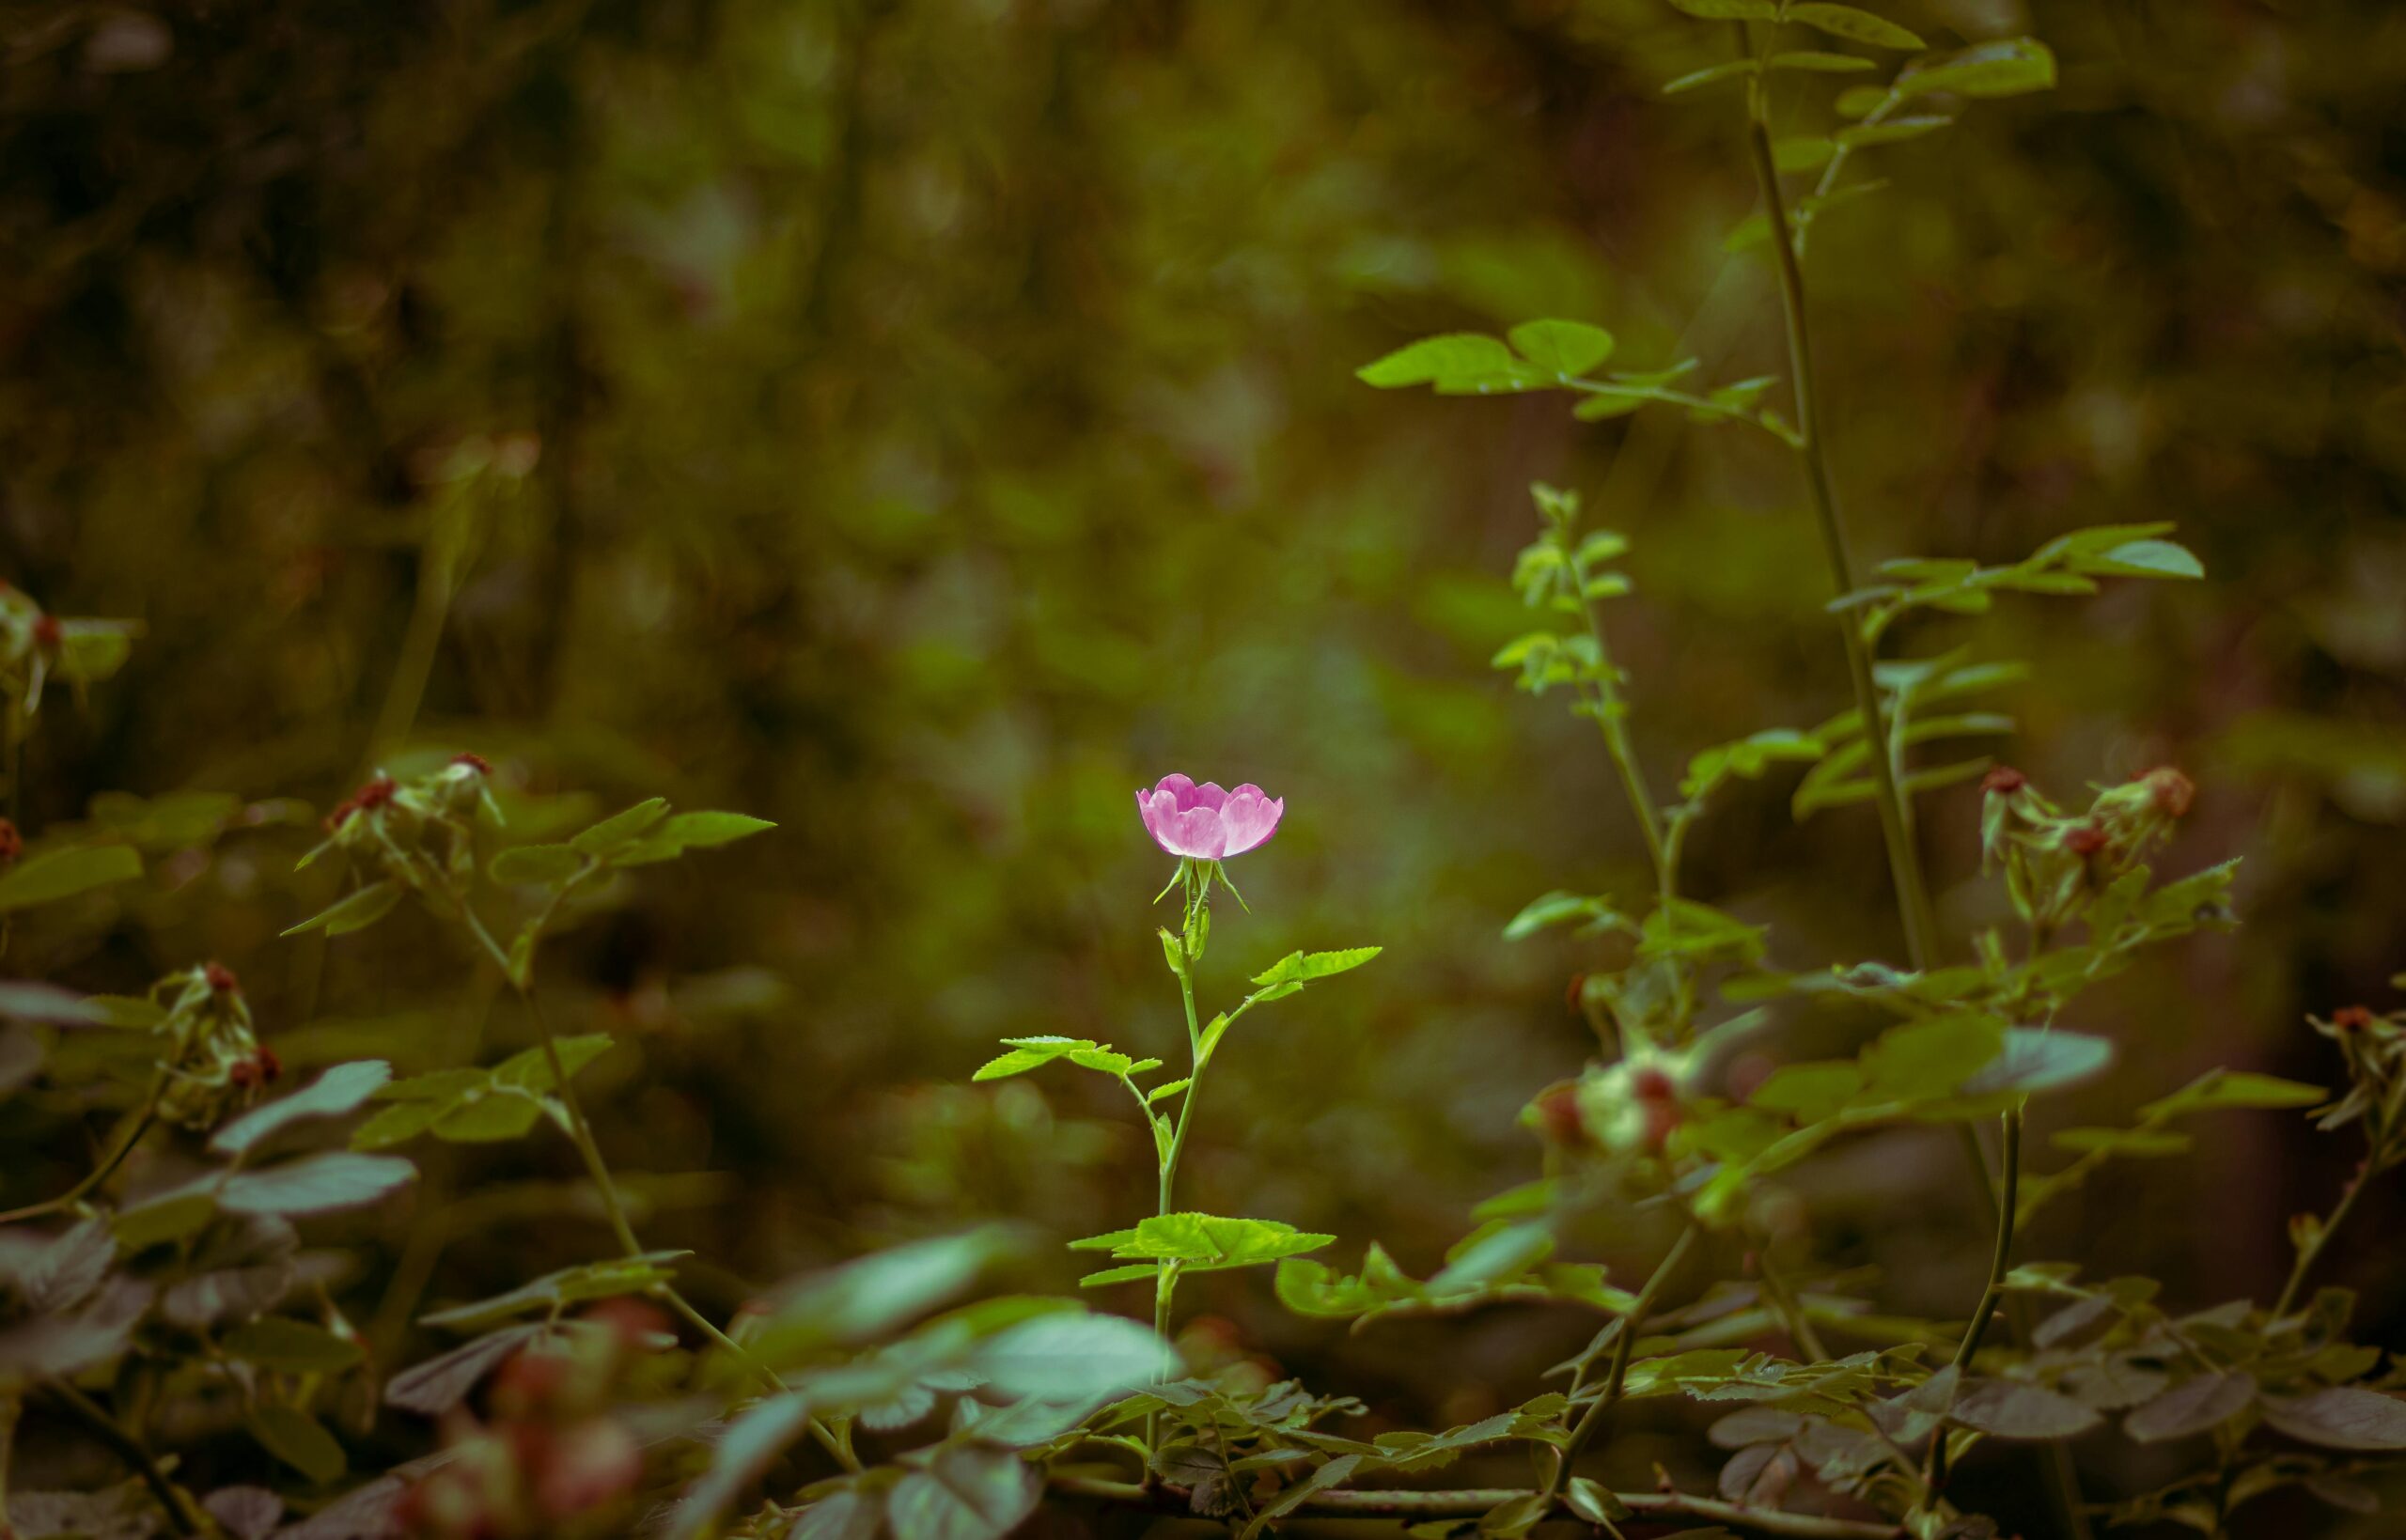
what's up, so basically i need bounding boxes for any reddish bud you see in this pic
[30,614,61,649]
[452,752,492,775]
[0,818,19,867]
[2138,766,2195,818]
[2066,823,2110,857]
[2333,1006,2377,1033]
[1631,1066,1678,1102]
[1564,972,1588,1012]
[205,961,241,994]
[1534,1086,1587,1147]
[1980,766,2027,795]
[229,1047,282,1089]
[327,773,398,831]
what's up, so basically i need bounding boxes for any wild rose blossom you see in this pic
[1135,774,1283,861]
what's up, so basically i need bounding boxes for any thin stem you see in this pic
[2272,1066,2406,1318]
[41,1382,201,1536]
[0,1083,163,1225]
[455,904,859,1471]
[1545,1221,1698,1502]
[1146,900,1210,1458]
[1931,1107,2023,1490]
[1051,1474,1902,1539]
[1740,53,1937,976]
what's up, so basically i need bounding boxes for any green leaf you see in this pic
[668,1392,821,1540]
[1078,1263,1161,1288]
[281,879,403,939]
[1951,1378,2102,1439]
[972,1035,1095,1081]
[1429,1221,1552,1295]
[2125,1372,2257,1443]
[211,1061,393,1154]
[1664,59,1756,95]
[1664,0,1777,16]
[384,1323,546,1415]
[1563,1477,1632,1527]
[1749,1061,1864,1123]
[1835,116,1953,148]
[2051,1127,2192,1159]
[569,798,671,856]
[247,1406,347,1484]
[1861,1014,2007,1102]
[1767,51,1876,74]
[2260,1387,2406,1451]
[1242,1455,1362,1540]
[431,1094,548,1143]
[2077,538,2205,580]
[422,1252,686,1330]
[490,1034,616,1092]
[889,1443,1042,1540]
[1252,947,1383,987]
[1773,136,1836,173]
[791,1490,885,1540]
[1959,1029,2115,1098]
[489,844,584,886]
[1898,38,2057,100]
[224,1317,366,1375]
[1147,1078,1192,1103]
[0,844,142,912]
[221,1153,416,1217]
[1091,1213,1336,1272]
[1784,2,1925,48]
[971,1311,1172,1401]
[1503,891,1621,941]
[1355,334,1545,395]
[657,810,776,848]
[2141,1070,2327,1118]
[1506,319,1615,375]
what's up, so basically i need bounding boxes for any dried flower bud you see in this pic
[2066,823,2110,857]
[1981,766,2027,795]
[2137,766,2195,819]
[452,752,493,776]
[30,614,61,649]
[2333,1006,2377,1033]
[205,960,241,995]
[0,818,19,867]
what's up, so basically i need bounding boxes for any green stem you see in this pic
[40,1382,202,1536]
[0,1083,163,1225]
[1545,1222,1698,1502]
[1052,1472,1902,1538]
[1146,921,1209,1459]
[2272,1066,2406,1318]
[1740,57,1937,977]
[1931,1107,2022,1491]
[456,906,859,1472]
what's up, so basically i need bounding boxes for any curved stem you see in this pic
[1146,919,1209,1458]
[40,1382,202,1536]
[1739,56,1937,976]
[2272,1066,2406,1319]
[1544,1221,1698,1502]
[455,905,859,1471]
[0,1084,163,1225]
[1930,1107,2022,1491]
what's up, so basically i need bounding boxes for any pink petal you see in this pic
[1149,773,1200,812]
[1216,789,1283,857]
[1156,804,1227,860]
[1185,782,1228,812]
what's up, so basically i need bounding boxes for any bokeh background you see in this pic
[5,0,2404,1529]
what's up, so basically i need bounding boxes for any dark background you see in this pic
[4,0,2402,1529]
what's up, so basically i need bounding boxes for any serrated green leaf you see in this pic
[224,1317,365,1375]
[1507,319,1615,375]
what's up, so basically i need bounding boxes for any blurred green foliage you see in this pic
[3,0,2404,1528]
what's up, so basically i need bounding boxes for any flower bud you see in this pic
[0,818,18,867]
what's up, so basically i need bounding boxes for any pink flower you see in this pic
[1136,774,1284,861]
